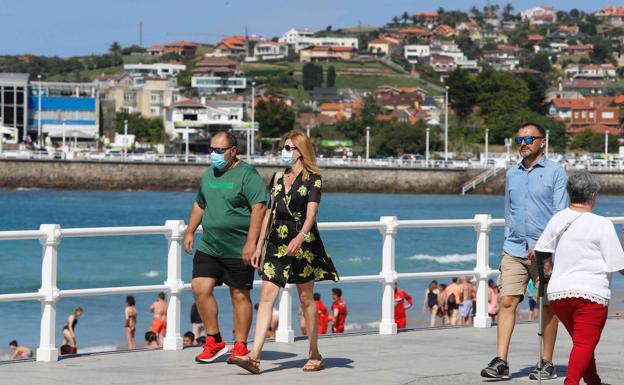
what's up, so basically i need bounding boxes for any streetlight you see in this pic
[0,115,3,156]
[251,81,256,156]
[124,119,128,159]
[184,126,189,163]
[545,129,550,157]
[425,126,430,168]
[605,130,609,169]
[365,126,370,161]
[37,74,42,148]
[444,85,449,163]
[484,128,489,167]
[504,137,512,165]
[62,121,66,157]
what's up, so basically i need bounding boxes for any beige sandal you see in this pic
[231,355,261,374]
[303,356,324,372]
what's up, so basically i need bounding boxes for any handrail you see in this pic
[5,214,622,362]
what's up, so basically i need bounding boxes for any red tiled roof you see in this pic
[416,12,438,17]
[568,124,621,135]
[551,97,614,109]
[196,56,237,66]
[434,24,457,36]
[597,6,624,17]
[399,28,430,35]
[369,37,399,45]
[528,34,544,41]
[147,44,165,51]
[615,95,624,104]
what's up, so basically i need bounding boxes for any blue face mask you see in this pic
[210,152,228,170]
[281,148,294,165]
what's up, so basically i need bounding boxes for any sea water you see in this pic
[1,189,623,357]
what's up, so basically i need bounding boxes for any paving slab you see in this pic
[3,318,624,385]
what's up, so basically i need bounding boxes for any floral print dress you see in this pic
[262,170,339,287]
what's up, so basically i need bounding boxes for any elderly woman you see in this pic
[535,171,624,385]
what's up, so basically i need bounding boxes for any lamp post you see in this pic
[123,119,128,159]
[37,74,42,148]
[605,130,609,169]
[425,126,430,168]
[365,126,370,162]
[185,126,189,163]
[251,81,256,156]
[0,115,3,156]
[504,137,512,165]
[545,129,550,158]
[444,85,449,163]
[62,121,66,157]
[484,128,489,167]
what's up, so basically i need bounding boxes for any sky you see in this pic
[0,0,618,57]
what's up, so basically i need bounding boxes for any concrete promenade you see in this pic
[3,318,624,385]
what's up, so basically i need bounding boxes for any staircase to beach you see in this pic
[461,166,508,195]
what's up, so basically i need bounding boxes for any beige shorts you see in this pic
[497,252,549,305]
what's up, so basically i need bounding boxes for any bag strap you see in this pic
[264,171,283,240]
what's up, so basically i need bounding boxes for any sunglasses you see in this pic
[208,146,233,155]
[514,136,544,145]
[283,145,298,151]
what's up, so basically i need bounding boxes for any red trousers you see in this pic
[550,297,608,385]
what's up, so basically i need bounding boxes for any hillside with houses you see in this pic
[0,5,623,158]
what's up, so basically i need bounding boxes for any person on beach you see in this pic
[144,331,159,349]
[253,304,279,338]
[437,283,449,325]
[422,280,440,327]
[230,130,339,374]
[534,171,624,385]
[184,131,267,364]
[459,276,474,325]
[331,288,348,334]
[62,307,83,349]
[445,277,462,325]
[487,279,499,323]
[9,341,32,359]
[527,280,538,321]
[481,122,569,380]
[314,292,330,334]
[183,331,195,346]
[394,283,413,329]
[190,303,205,342]
[149,292,167,345]
[124,295,137,349]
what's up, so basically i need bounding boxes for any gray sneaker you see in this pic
[481,356,510,379]
[529,359,557,380]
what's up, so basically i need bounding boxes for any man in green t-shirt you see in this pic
[184,131,267,364]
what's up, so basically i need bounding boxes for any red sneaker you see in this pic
[226,341,249,364]
[195,336,228,363]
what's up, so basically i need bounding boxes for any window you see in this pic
[150,107,160,116]
[602,111,614,119]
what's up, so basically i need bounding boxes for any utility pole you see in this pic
[251,81,256,155]
[37,74,42,148]
[124,119,128,159]
[426,126,430,168]
[444,86,449,163]
[366,126,370,161]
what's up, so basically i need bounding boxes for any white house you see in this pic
[404,45,431,64]
[279,28,359,52]
[123,62,186,78]
[245,42,289,62]
[166,99,247,139]
[564,64,617,80]
[520,6,557,25]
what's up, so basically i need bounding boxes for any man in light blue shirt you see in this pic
[481,123,569,380]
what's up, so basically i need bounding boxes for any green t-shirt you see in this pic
[195,161,267,259]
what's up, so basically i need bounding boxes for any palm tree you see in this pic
[502,3,514,20]
[392,16,400,26]
[402,11,410,25]
[109,41,122,56]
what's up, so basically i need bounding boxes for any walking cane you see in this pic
[534,250,552,385]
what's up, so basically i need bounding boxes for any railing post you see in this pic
[37,224,61,362]
[473,214,492,328]
[379,216,398,335]
[275,284,295,343]
[163,220,185,350]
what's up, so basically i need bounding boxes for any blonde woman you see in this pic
[231,130,339,374]
[422,280,439,327]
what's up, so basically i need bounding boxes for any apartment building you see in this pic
[191,57,247,94]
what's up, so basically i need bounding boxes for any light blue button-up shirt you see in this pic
[503,155,569,258]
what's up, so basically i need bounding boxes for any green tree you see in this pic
[109,41,122,56]
[447,68,479,123]
[302,62,323,90]
[147,118,166,143]
[359,94,383,127]
[255,97,295,137]
[116,112,149,142]
[570,129,618,152]
[591,37,614,64]
[529,52,552,74]
[401,11,410,25]
[326,65,336,87]
[502,3,515,20]
[371,120,429,156]
[477,69,530,118]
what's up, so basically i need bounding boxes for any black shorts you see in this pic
[192,250,254,290]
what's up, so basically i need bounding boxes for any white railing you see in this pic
[461,166,507,195]
[5,215,624,362]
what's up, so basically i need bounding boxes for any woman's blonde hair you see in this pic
[285,130,320,180]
